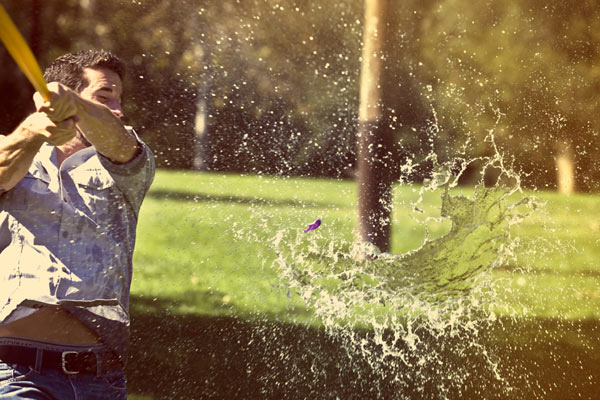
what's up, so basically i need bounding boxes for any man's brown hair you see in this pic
[43,49,125,92]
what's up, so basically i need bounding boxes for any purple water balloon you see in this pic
[304,219,321,233]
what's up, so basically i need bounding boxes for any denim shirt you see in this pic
[0,129,155,361]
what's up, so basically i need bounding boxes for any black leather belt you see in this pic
[0,345,123,375]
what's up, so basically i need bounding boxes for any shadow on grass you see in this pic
[127,295,599,399]
[147,189,342,209]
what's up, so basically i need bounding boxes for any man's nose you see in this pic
[106,100,124,119]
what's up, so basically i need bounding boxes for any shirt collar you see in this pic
[38,143,58,176]
[39,143,96,174]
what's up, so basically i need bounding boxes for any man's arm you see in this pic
[36,83,139,164]
[0,113,77,192]
[73,96,139,163]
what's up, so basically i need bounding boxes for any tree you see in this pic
[356,0,393,252]
[4,0,597,193]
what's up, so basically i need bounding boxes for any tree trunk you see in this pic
[193,44,210,171]
[356,0,393,253]
[555,139,575,195]
[193,95,208,170]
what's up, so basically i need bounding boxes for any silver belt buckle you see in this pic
[61,351,80,375]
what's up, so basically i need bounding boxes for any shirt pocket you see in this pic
[4,173,52,212]
[69,169,118,218]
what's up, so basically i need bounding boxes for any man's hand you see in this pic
[30,72,139,163]
[19,112,78,146]
[33,82,80,123]
[0,111,77,191]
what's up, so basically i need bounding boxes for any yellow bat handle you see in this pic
[0,4,50,101]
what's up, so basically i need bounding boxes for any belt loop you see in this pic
[34,348,43,372]
[95,352,102,377]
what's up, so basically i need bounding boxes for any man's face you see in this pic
[78,67,124,120]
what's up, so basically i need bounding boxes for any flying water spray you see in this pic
[255,134,540,398]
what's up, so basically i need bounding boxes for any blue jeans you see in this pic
[0,361,127,400]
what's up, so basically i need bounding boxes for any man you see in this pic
[0,50,155,399]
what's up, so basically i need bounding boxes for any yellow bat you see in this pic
[0,4,50,101]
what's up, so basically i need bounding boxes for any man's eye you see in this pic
[96,95,109,102]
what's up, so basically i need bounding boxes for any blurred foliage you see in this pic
[420,0,600,190]
[0,0,598,189]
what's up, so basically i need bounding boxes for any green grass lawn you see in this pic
[127,169,600,399]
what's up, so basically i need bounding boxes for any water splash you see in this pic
[267,149,537,398]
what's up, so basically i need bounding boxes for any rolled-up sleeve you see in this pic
[96,128,155,212]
